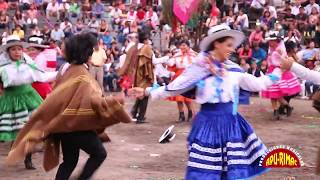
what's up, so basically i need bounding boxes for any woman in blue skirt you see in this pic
[129,24,281,180]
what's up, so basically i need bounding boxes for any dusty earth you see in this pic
[0,97,320,180]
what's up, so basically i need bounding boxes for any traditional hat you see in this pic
[159,125,176,143]
[28,36,49,49]
[1,35,29,51]
[199,24,245,51]
[265,30,283,41]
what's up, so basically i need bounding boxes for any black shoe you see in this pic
[187,110,193,121]
[273,109,280,120]
[24,160,36,170]
[136,117,146,124]
[286,105,294,117]
[278,105,286,115]
[177,112,185,122]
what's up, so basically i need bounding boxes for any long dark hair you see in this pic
[205,36,233,52]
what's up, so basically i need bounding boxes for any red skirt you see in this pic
[167,68,193,103]
[32,82,52,99]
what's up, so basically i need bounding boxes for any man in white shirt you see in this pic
[291,0,301,16]
[305,0,320,15]
[60,18,72,37]
[50,23,65,42]
[46,0,60,18]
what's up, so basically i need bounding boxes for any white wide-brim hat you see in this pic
[28,36,49,49]
[199,24,245,51]
[265,30,283,41]
[1,35,29,51]
[159,125,176,143]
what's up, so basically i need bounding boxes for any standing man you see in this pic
[89,44,107,91]
[118,31,154,123]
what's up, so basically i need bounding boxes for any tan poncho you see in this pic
[6,64,131,171]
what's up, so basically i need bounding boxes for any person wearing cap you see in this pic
[261,31,301,120]
[129,24,282,179]
[0,35,57,169]
[26,36,54,100]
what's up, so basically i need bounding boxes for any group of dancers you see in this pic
[0,23,319,180]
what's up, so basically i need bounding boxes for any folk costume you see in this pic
[6,63,131,178]
[144,25,280,180]
[0,35,57,169]
[166,48,198,122]
[118,41,154,123]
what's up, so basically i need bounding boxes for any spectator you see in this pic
[27,3,38,26]
[259,10,276,29]
[111,40,120,62]
[136,6,146,23]
[252,41,267,65]
[282,8,295,30]
[88,16,100,32]
[73,18,84,34]
[127,6,137,22]
[250,0,265,20]
[0,0,8,12]
[146,6,159,28]
[13,10,26,31]
[92,0,105,19]
[20,0,32,10]
[100,30,113,48]
[285,23,302,44]
[305,0,320,15]
[130,20,139,33]
[296,6,308,33]
[30,25,43,36]
[302,41,319,65]
[291,0,301,16]
[238,43,252,63]
[0,11,9,30]
[89,43,107,90]
[264,1,277,19]
[60,18,72,37]
[81,0,92,20]
[50,23,65,42]
[12,24,25,40]
[247,60,262,77]
[260,59,268,74]
[59,0,70,21]
[234,9,249,31]
[307,7,319,38]
[222,10,236,28]
[69,0,80,19]
[42,25,52,42]
[46,0,60,19]
[249,25,264,46]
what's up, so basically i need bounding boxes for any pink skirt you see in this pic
[261,66,301,99]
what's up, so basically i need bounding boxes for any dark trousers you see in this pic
[55,131,107,180]
[131,97,149,120]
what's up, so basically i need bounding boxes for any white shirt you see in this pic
[60,22,72,31]
[251,0,265,9]
[59,3,70,11]
[110,8,122,19]
[305,3,320,15]
[46,2,60,12]
[291,5,301,16]
[236,14,249,29]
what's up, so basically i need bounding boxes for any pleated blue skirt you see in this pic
[186,102,269,180]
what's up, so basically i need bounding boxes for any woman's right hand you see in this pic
[128,87,145,99]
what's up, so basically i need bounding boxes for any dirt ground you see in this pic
[0,97,320,180]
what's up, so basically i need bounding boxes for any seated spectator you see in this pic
[145,6,159,28]
[98,19,109,35]
[27,3,38,26]
[259,10,276,29]
[285,23,302,44]
[110,5,123,30]
[306,7,319,38]
[247,60,262,77]
[234,9,249,31]
[30,25,43,36]
[73,18,84,34]
[20,0,32,10]
[305,0,320,15]
[252,41,267,66]
[296,6,308,33]
[0,11,9,30]
[111,40,120,62]
[92,0,104,19]
[46,0,60,19]
[81,0,92,20]
[282,8,295,30]
[260,60,268,74]
[249,0,265,20]
[127,6,137,22]
[42,25,52,42]
[88,16,100,32]
[0,0,8,12]
[238,43,252,64]
[302,41,319,63]
[100,30,113,48]
[222,10,235,28]
[249,25,264,46]
[69,0,80,19]
[13,10,26,31]
[8,0,19,10]
[12,24,25,40]
[50,23,65,42]
[291,0,301,16]
[136,6,146,24]
[60,18,73,37]
[59,0,70,21]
